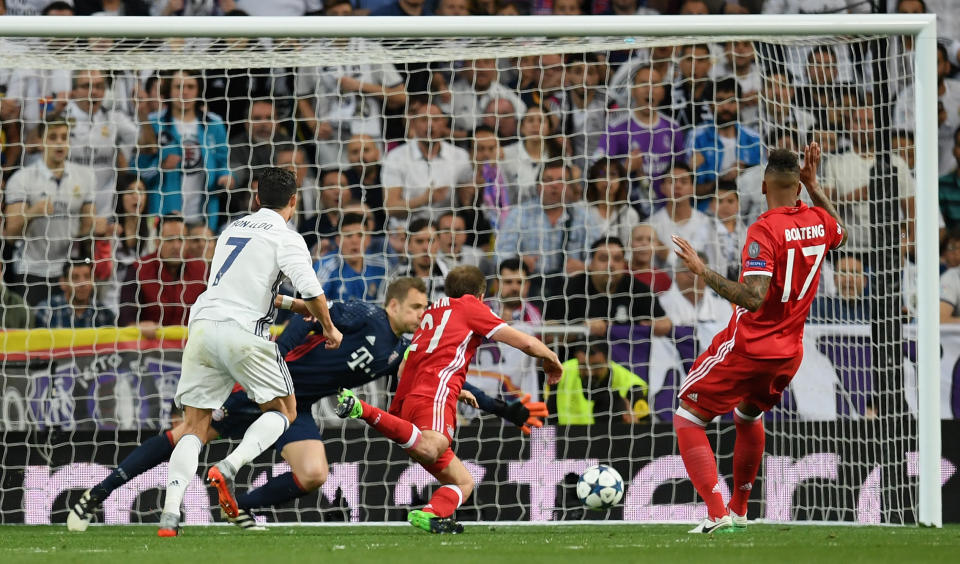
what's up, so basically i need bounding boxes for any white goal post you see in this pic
[0,14,941,527]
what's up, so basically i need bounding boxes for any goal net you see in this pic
[0,16,944,527]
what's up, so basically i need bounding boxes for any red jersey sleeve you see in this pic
[811,206,844,250]
[741,222,777,279]
[463,295,509,338]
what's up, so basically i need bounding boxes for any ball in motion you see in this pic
[577,464,624,510]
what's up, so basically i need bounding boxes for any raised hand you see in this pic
[800,142,821,190]
[672,235,706,277]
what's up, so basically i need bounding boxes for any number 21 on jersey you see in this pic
[409,309,452,353]
[781,244,826,302]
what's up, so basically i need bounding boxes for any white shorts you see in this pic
[175,319,294,410]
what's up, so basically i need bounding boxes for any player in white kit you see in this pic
[157,167,343,537]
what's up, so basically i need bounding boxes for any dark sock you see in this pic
[236,471,309,511]
[90,432,175,502]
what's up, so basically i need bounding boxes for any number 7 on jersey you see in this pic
[212,237,251,286]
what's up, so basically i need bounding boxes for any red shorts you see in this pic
[678,340,803,419]
[389,393,456,474]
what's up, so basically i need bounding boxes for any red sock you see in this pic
[359,400,421,449]
[423,484,463,518]
[674,412,727,520]
[730,411,765,516]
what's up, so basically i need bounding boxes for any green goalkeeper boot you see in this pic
[408,510,464,534]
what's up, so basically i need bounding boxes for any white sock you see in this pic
[162,434,202,516]
[220,411,289,478]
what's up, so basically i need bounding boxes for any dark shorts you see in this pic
[211,390,321,455]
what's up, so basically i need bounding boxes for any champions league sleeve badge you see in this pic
[748,241,760,258]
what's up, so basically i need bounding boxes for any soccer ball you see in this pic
[576,464,624,510]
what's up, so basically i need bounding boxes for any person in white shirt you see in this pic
[942,266,960,324]
[382,103,471,223]
[158,167,343,538]
[501,106,560,203]
[295,41,406,168]
[447,58,526,141]
[821,106,915,256]
[648,161,719,270]
[2,119,96,306]
[65,70,137,221]
[657,253,733,351]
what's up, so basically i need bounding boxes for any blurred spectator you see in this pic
[821,106,915,256]
[501,106,563,203]
[273,143,319,233]
[495,160,603,284]
[3,118,96,306]
[630,223,672,294]
[228,98,289,220]
[713,182,746,281]
[670,43,714,129]
[941,126,960,231]
[810,255,870,323]
[304,168,353,256]
[448,58,525,140]
[315,212,387,303]
[943,229,960,274]
[893,43,960,176]
[513,54,565,109]
[678,0,709,14]
[608,46,676,109]
[185,221,215,271]
[544,341,650,426]
[323,0,353,15]
[435,0,470,14]
[104,172,157,313]
[648,160,717,270]
[6,62,70,157]
[487,257,542,324]
[382,103,471,222]
[118,213,205,337]
[551,0,583,14]
[151,0,222,16]
[392,217,447,302]
[547,53,609,171]
[4,0,72,15]
[451,179,494,248]
[344,133,386,233]
[466,124,511,231]
[371,0,433,16]
[763,0,868,14]
[657,252,732,349]
[34,258,115,329]
[435,210,487,271]
[0,261,32,329]
[758,68,815,148]
[942,263,960,324]
[137,70,233,231]
[0,68,21,176]
[65,69,137,224]
[543,237,671,338]
[712,41,760,127]
[586,158,642,245]
[593,63,685,213]
[295,41,405,169]
[234,0,323,16]
[85,0,150,16]
[688,77,763,197]
[480,97,520,143]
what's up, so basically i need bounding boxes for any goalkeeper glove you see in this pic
[501,393,549,435]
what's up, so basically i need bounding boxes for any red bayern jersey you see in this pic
[719,201,844,358]
[396,294,508,402]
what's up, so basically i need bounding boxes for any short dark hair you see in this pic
[590,237,625,258]
[339,212,365,231]
[499,257,531,277]
[716,180,739,195]
[807,45,837,65]
[713,77,740,99]
[158,213,186,231]
[39,118,71,138]
[407,218,431,235]
[42,1,74,15]
[445,265,487,299]
[538,158,568,183]
[573,340,609,359]
[765,148,800,179]
[318,168,344,186]
[323,0,353,12]
[258,167,298,209]
[61,258,93,280]
[669,159,693,176]
[384,277,427,306]
[473,124,497,140]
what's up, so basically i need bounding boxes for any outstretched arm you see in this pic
[672,235,771,312]
[462,383,548,435]
[800,142,847,248]
[490,325,563,385]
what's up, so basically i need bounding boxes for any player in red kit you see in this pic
[671,143,847,534]
[336,265,563,534]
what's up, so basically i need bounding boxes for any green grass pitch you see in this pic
[2,524,959,564]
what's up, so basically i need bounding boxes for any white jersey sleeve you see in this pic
[277,228,324,300]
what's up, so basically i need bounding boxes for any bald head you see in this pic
[763,148,800,191]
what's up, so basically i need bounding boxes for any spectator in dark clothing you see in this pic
[810,255,870,323]
[543,237,672,338]
[34,259,115,329]
[118,214,206,338]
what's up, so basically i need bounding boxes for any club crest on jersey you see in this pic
[748,241,760,258]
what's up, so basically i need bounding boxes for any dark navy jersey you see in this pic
[276,300,408,406]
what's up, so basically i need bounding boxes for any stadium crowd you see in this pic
[1,0,959,425]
